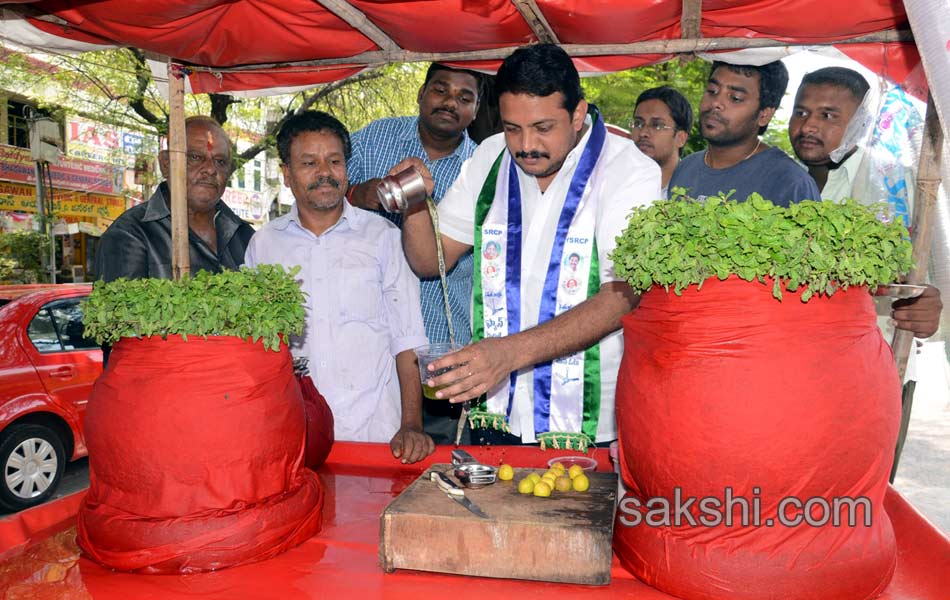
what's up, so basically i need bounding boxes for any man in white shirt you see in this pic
[789,67,941,341]
[245,111,434,463]
[399,44,661,447]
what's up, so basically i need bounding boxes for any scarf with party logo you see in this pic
[468,108,606,451]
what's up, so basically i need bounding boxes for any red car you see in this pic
[0,284,100,511]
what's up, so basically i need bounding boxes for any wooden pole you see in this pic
[681,0,703,40]
[891,94,944,380]
[168,60,190,280]
[318,0,399,50]
[511,0,560,44]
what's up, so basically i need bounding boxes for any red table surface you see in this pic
[1,442,947,599]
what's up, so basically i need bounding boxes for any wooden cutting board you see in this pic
[379,464,618,585]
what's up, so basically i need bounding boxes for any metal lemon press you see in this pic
[451,449,497,488]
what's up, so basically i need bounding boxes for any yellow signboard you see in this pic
[0,181,125,220]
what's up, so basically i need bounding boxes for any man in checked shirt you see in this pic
[347,63,483,444]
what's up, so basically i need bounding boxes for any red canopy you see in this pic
[0,1,921,94]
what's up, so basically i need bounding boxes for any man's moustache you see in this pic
[793,135,823,147]
[700,110,725,125]
[308,176,341,189]
[433,108,458,119]
[515,150,550,160]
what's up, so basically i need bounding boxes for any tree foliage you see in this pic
[0,231,47,283]
[0,44,425,168]
[2,45,798,165]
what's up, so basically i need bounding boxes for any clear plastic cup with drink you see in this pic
[414,343,464,400]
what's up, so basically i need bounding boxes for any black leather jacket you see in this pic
[94,183,255,282]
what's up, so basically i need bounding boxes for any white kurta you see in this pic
[437,120,662,442]
[822,148,919,382]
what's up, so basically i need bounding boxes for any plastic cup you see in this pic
[414,343,463,400]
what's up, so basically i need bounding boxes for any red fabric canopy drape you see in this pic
[4,0,921,95]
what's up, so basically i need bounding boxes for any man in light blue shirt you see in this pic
[347,63,481,443]
[245,111,434,464]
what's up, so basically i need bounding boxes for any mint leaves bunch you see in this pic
[84,264,306,351]
[610,192,914,302]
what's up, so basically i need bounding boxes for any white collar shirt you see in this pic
[436,118,662,442]
[245,200,428,442]
[822,148,918,382]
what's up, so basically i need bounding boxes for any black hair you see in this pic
[276,110,351,164]
[635,86,694,134]
[800,66,870,103]
[495,43,583,113]
[711,60,789,134]
[423,63,484,99]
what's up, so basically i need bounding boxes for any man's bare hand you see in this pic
[892,284,942,338]
[388,157,435,197]
[425,338,517,404]
[390,426,435,464]
[348,179,383,211]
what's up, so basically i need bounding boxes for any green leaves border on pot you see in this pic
[83,264,306,351]
[610,191,914,302]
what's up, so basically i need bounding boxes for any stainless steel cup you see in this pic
[376,166,428,212]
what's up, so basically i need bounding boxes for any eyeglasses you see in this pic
[629,120,675,132]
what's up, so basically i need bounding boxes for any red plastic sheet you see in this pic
[614,277,901,600]
[10,1,919,94]
[0,443,948,599]
[76,336,323,573]
[299,374,334,470]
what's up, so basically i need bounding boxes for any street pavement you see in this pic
[892,340,950,535]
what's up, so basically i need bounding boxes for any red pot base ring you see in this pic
[77,335,324,573]
[614,277,900,600]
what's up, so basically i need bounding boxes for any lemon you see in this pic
[498,464,514,481]
[550,461,566,472]
[554,476,572,492]
[533,481,552,497]
[568,464,585,479]
[541,474,557,487]
[528,473,542,484]
[517,478,535,494]
[572,473,590,492]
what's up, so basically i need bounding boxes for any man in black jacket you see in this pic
[94,116,254,282]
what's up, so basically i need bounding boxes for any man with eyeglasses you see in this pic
[95,115,254,282]
[629,86,693,196]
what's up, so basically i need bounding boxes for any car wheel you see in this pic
[0,424,66,512]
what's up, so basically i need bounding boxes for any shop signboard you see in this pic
[221,188,268,224]
[0,143,123,195]
[0,180,125,220]
[66,117,154,167]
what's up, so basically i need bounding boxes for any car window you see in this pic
[47,299,98,351]
[28,309,63,353]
